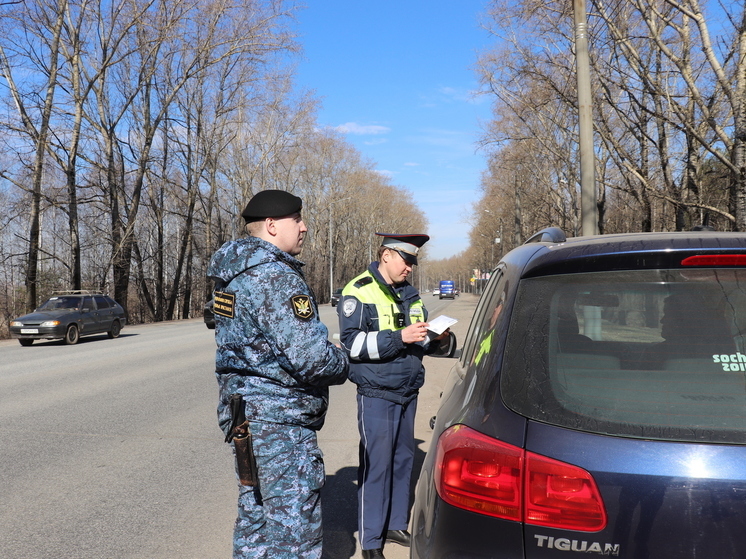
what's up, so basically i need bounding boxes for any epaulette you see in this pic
[354,277,373,288]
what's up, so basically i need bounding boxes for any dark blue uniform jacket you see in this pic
[339,263,439,405]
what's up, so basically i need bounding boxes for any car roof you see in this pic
[509,230,746,278]
[50,291,108,297]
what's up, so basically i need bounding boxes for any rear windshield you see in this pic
[501,268,746,444]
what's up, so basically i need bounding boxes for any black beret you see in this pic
[241,190,303,223]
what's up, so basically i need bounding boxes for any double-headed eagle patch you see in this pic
[291,295,314,320]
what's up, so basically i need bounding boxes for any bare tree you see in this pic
[476,0,745,242]
[0,0,432,332]
[0,0,68,311]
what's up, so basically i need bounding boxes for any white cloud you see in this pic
[438,85,486,104]
[418,85,490,108]
[335,122,391,135]
[363,138,389,146]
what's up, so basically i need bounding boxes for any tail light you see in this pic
[681,255,746,266]
[434,425,607,531]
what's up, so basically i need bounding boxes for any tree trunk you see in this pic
[7,1,67,311]
[734,10,746,231]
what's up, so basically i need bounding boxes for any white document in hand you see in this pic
[427,315,458,335]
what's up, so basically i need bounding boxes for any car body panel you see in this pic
[93,294,117,332]
[330,288,342,307]
[78,296,98,334]
[204,300,215,329]
[412,491,525,558]
[525,422,746,558]
[521,231,746,279]
[410,231,746,559]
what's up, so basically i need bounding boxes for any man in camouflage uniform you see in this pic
[208,190,349,559]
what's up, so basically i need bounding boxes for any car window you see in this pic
[501,268,746,444]
[95,295,111,309]
[39,296,81,310]
[459,267,508,369]
[82,296,95,311]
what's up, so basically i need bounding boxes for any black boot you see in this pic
[385,529,412,547]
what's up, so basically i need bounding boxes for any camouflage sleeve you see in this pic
[247,265,348,387]
[337,294,405,362]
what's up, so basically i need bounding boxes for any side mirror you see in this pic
[430,331,458,358]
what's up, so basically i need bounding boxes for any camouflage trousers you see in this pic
[233,421,325,559]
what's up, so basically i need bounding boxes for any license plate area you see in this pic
[20,328,39,334]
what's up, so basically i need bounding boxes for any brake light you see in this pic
[435,425,522,521]
[681,255,746,266]
[434,425,607,531]
[525,453,607,530]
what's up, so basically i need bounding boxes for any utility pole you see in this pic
[574,0,598,235]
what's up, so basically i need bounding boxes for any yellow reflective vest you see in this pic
[339,265,429,404]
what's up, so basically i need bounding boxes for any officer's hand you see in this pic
[432,328,450,342]
[401,322,429,344]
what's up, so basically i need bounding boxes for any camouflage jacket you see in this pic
[207,236,348,432]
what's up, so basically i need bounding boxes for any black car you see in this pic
[411,228,746,558]
[10,291,126,346]
[204,299,215,329]
[330,288,343,307]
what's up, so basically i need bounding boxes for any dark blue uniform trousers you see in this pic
[356,393,417,550]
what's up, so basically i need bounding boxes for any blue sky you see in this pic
[294,1,495,260]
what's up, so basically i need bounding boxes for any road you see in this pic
[0,294,477,559]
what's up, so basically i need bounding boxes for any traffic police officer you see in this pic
[338,233,447,559]
[208,189,349,559]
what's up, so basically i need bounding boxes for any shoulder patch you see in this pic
[354,277,373,288]
[213,291,235,319]
[342,298,357,317]
[291,294,315,320]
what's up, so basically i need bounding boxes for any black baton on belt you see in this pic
[225,394,259,487]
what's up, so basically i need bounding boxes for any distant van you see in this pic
[439,280,455,300]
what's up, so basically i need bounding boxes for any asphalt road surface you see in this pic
[0,293,477,559]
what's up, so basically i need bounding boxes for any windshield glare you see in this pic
[38,297,81,311]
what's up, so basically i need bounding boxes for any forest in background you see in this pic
[0,0,426,335]
[2,0,745,335]
[463,0,746,274]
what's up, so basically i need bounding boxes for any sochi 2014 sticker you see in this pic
[342,298,357,317]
